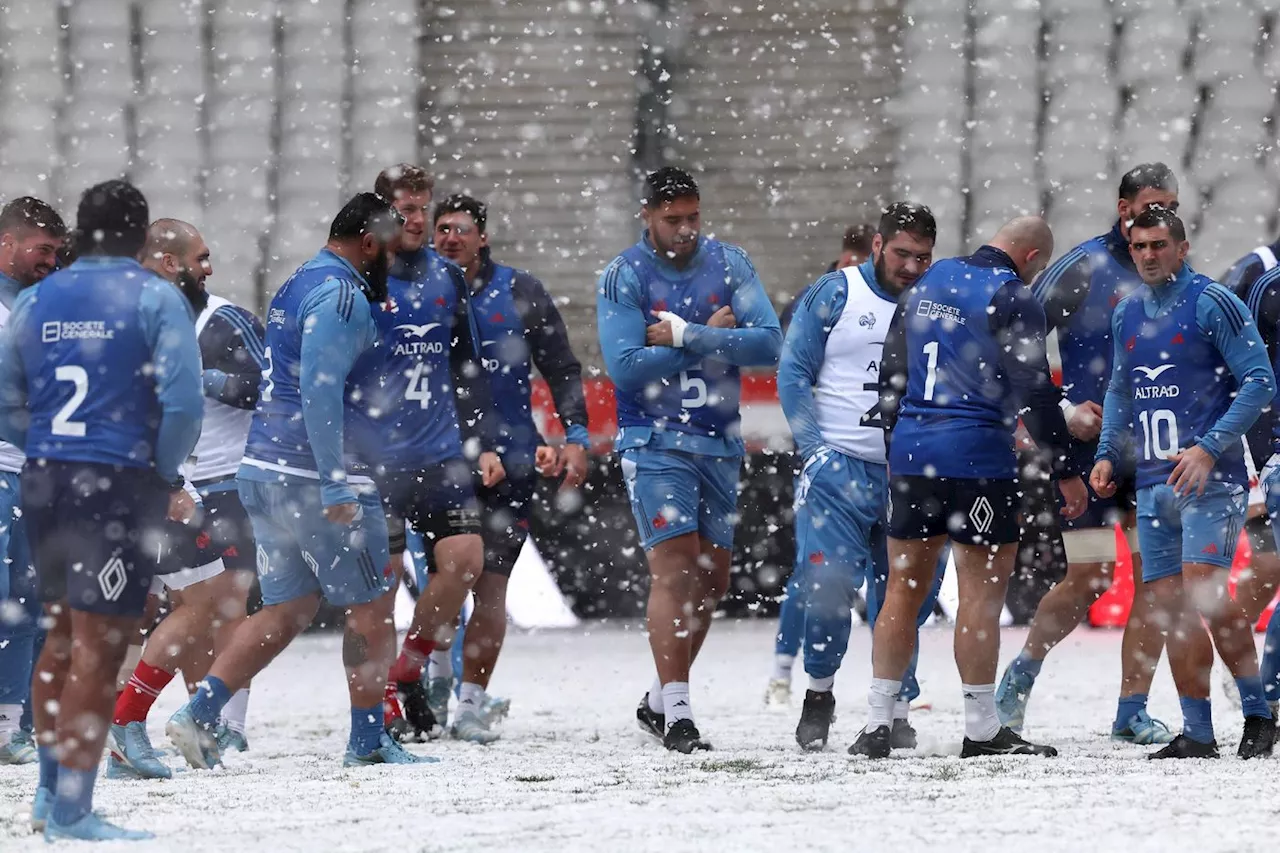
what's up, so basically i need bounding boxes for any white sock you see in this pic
[808,675,835,693]
[962,683,1001,741]
[647,677,664,713]
[221,688,251,734]
[662,681,692,726]
[893,699,910,722]
[0,703,20,739]
[427,648,454,681]
[458,682,483,715]
[867,678,901,730]
[773,654,795,681]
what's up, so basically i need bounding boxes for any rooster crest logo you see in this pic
[859,313,876,328]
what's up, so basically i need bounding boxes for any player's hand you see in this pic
[1058,476,1088,520]
[705,305,736,329]
[324,502,360,525]
[1168,445,1216,497]
[535,445,563,477]
[1090,460,1116,498]
[167,489,196,523]
[559,443,589,491]
[480,451,506,487]
[1066,400,1104,442]
[646,315,675,347]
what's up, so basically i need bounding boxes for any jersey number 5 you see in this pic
[51,364,88,437]
[679,370,707,408]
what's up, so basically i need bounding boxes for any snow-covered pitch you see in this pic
[2,620,1276,852]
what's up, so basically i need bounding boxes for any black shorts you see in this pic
[377,459,481,556]
[887,475,1022,546]
[1060,475,1138,531]
[22,460,170,616]
[197,483,256,570]
[1247,513,1275,555]
[476,475,537,578]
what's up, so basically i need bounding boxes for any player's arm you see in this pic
[0,289,33,447]
[298,277,371,507]
[447,266,499,455]
[1195,284,1276,459]
[140,280,205,483]
[877,292,911,448]
[679,247,782,367]
[200,307,266,410]
[990,280,1073,475]
[516,272,590,449]
[597,258,696,391]
[1095,306,1134,467]
[777,272,844,460]
[1221,256,1261,297]
[1031,246,1092,333]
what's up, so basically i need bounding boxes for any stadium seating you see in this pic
[0,0,1276,339]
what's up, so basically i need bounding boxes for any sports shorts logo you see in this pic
[98,556,127,602]
[968,496,994,534]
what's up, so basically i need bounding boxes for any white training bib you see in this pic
[1255,245,1278,272]
[811,265,898,464]
[188,294,256,484]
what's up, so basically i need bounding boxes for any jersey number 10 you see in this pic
[1138,408,1179,461]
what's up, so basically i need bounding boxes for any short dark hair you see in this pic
[374,163,435,201]
[433,194,488,234]
[1118,162,1178,201]
[74,180,149,257]
[642,166,699,208]
[0,197,66,240]
[877,201,937,245]
[1129,206,1186,242]
[842,224,875,255]
[329,192,403,243]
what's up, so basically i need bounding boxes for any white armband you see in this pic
[656,311,688,348]
[1059,398,1077,422]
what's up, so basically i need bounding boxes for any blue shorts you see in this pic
[1136,482,1246,582]
[237,478,391,607]
[22,461,170,616]
[792,448,886,591]
[0,470,37,622]
[619,447,739,550]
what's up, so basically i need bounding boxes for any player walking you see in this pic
[0,181,203,839]
[167,194,431,768]
[998,163,1179,742]
[1093,207,1275,759]
[598,167,781,753]
[855,216,1088,759]
[777,202,937,750]
[432,193,590,742]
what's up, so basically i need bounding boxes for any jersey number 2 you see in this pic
[51,365,88,437]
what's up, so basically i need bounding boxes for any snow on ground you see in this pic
[3,620,1280,852]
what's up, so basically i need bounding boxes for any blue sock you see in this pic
[37,745,58,792]
[1010,652,1042,683]
[1179,696,1214,744]
[1114,693,1148,732]
[349,705,383,756]
[1235,676,1272,719]
[189,675,232,729]
[50,764,98,826]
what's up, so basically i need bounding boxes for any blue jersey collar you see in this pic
[1102,221,1137,272]
[970,245,1018,272]
[1144,262,1194,307]
[316,248,369,288]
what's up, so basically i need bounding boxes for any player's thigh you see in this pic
[236,478,322,606]
[952,541,1017,603]
[476,473,536,579]
[1177,482,1246,572]
[1135,485,1184,583]
[301,487,392,608]
[23,462,168,617]
[693,454,740,552]
[619,448,703,550]
[793,452,880,595]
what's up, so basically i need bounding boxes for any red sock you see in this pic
[112,661,175,725]
[383,682,404,728]
[389,634,434,683]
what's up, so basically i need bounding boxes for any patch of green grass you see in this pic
[699,757,765,774]
[932,763,962,782]
[514,773,556,783]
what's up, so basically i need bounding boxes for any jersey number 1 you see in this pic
[922,341,939,401]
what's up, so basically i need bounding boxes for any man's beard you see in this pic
[362,249,390,303]
[176,268,208,312]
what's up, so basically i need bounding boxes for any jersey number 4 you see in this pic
[405,362,433,409]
